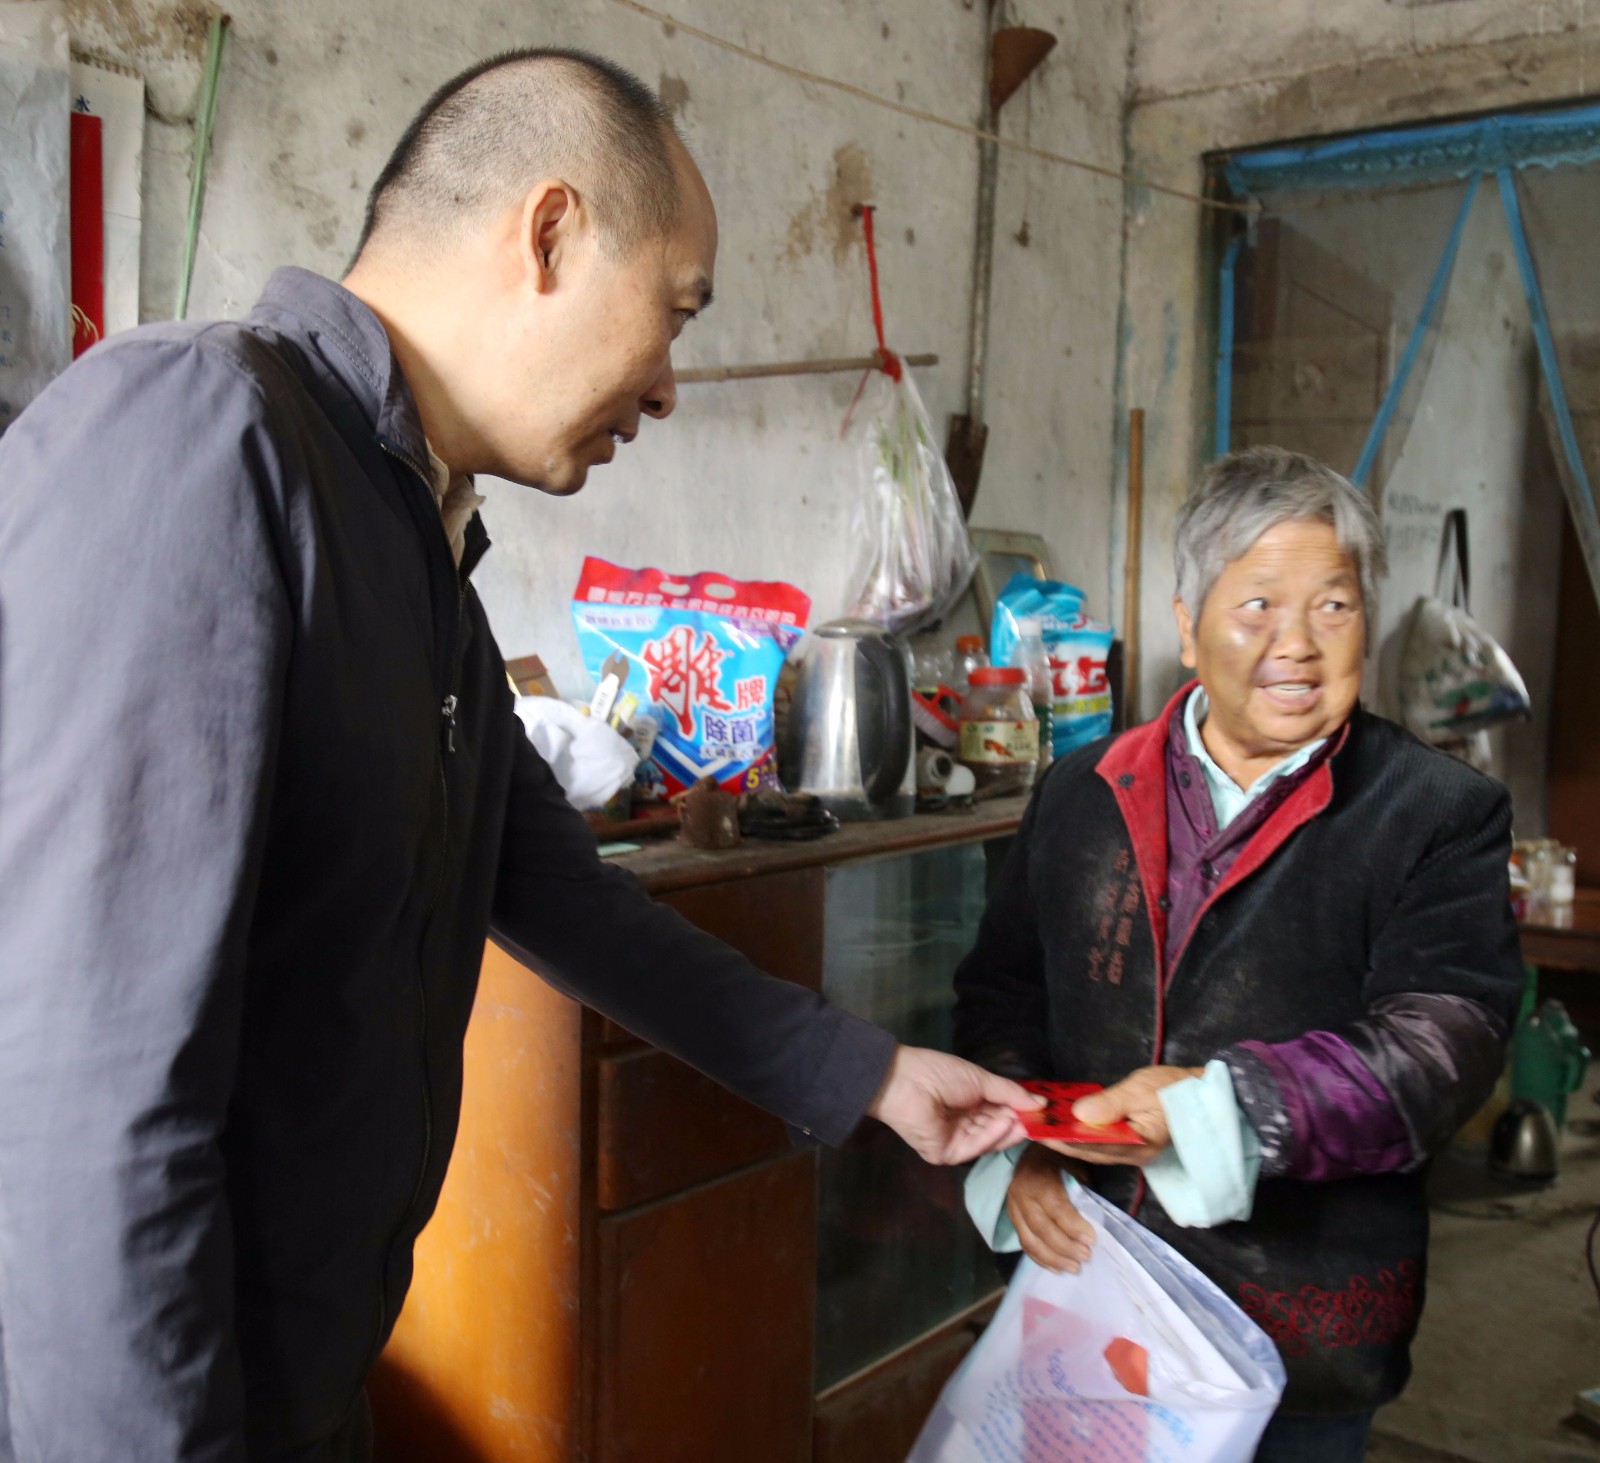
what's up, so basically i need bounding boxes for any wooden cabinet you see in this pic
[369,939,582,1463]
[594,1046,789,1211]
[594,1153,817,1463]
[813,1299,997,1463]
[372,803,1024,1463]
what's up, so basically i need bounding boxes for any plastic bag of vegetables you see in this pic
[844,367,978,635]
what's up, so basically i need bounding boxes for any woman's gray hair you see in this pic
[1173,447,1387,625]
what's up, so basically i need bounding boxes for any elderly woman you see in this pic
[954,447,1522,1462]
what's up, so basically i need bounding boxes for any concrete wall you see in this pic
[1255,182,1564,827]
[68,0,1129,694]
[1118,0,1600,829]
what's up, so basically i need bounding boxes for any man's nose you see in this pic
[642,359,677,421]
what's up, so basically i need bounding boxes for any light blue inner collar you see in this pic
[1183,687,1327,832]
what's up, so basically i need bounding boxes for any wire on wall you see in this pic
[602,0,1250,215]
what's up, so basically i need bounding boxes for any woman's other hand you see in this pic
[1006,1145,1095,1273]
[1037,1064,1205,1166]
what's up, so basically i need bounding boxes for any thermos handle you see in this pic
[858,633,912,803]
[1565,1043,1591,1096]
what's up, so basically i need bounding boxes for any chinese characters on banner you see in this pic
[70,57,144,341]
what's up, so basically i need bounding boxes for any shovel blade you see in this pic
[945,413,989,521]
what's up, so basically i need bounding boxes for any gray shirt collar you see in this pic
[253,267,430,469]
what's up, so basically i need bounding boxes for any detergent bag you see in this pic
[571,557,810,798]
[990,574,1115,757]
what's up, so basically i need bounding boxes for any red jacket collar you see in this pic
[1095,683,1352,1003]
[1097,680,1197,791]
[1095,683,1194,966]
[1097,680,1353,796]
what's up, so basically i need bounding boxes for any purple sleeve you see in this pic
[1228,1034,1413,1181]
[1223,775,1517,1183]
[1223,993,1509,1183]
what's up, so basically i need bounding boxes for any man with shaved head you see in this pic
[0,50,1035,1463]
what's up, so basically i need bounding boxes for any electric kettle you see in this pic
[779,619,914,821]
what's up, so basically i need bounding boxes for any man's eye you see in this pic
[1239,597,1268,611]
[1321,599,1354,614]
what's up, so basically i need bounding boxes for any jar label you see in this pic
[960,720,1039,765]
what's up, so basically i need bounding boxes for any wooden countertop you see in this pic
[1520,889,1600,974]
[609,795,1030,895]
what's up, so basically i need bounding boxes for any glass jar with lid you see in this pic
[958,666,1037,795]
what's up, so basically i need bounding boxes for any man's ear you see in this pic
[1173,595,1198,671]
[518,179,576,295]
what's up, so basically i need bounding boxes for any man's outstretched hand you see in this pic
[867,1045,1044,1164]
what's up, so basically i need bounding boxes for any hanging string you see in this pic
[860,204,902,384]
[70,304,100,348]
[841,204,901,437]
[602,0,1251,215]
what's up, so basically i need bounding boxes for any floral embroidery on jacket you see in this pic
[1239,1262,1420,1358]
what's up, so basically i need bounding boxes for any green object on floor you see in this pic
[1510,987,1590,1130]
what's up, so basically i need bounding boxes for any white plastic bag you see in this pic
[845,369,978,635]
[908,1181,1284,1463]
[513,697,638,810]
[1399,508,1530,743]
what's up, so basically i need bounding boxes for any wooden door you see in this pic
[1548,508,1600,886]
[1545,331,1600,882]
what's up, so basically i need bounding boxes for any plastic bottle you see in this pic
[954,634,989,690]
[1551,845,1577,907]
[908,632,956,698]
[1009,616,1054,772]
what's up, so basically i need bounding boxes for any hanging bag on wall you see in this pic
[1399,507,1531,744]
[841,204,978,634]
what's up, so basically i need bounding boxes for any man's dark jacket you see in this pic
[954,696,1522,1415]
[0,269,894,1461]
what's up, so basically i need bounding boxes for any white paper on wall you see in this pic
[70,56,143,340]
[0,0,69,432]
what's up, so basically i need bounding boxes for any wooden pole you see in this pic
[676,351,937,385]
[1123,408,1145,727]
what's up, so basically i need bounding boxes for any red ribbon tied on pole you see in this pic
[841,203,902,436]
[859,203,902,383]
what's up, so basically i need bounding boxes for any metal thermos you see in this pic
[1490,1098,1560,1185]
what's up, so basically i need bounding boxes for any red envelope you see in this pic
[1016,1081,1144,1145]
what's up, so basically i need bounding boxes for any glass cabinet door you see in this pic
[814,838,1009,1391]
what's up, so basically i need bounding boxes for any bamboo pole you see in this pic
[176,16,229,320]
[676,352,937,385]
[1123,408,1145,727]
